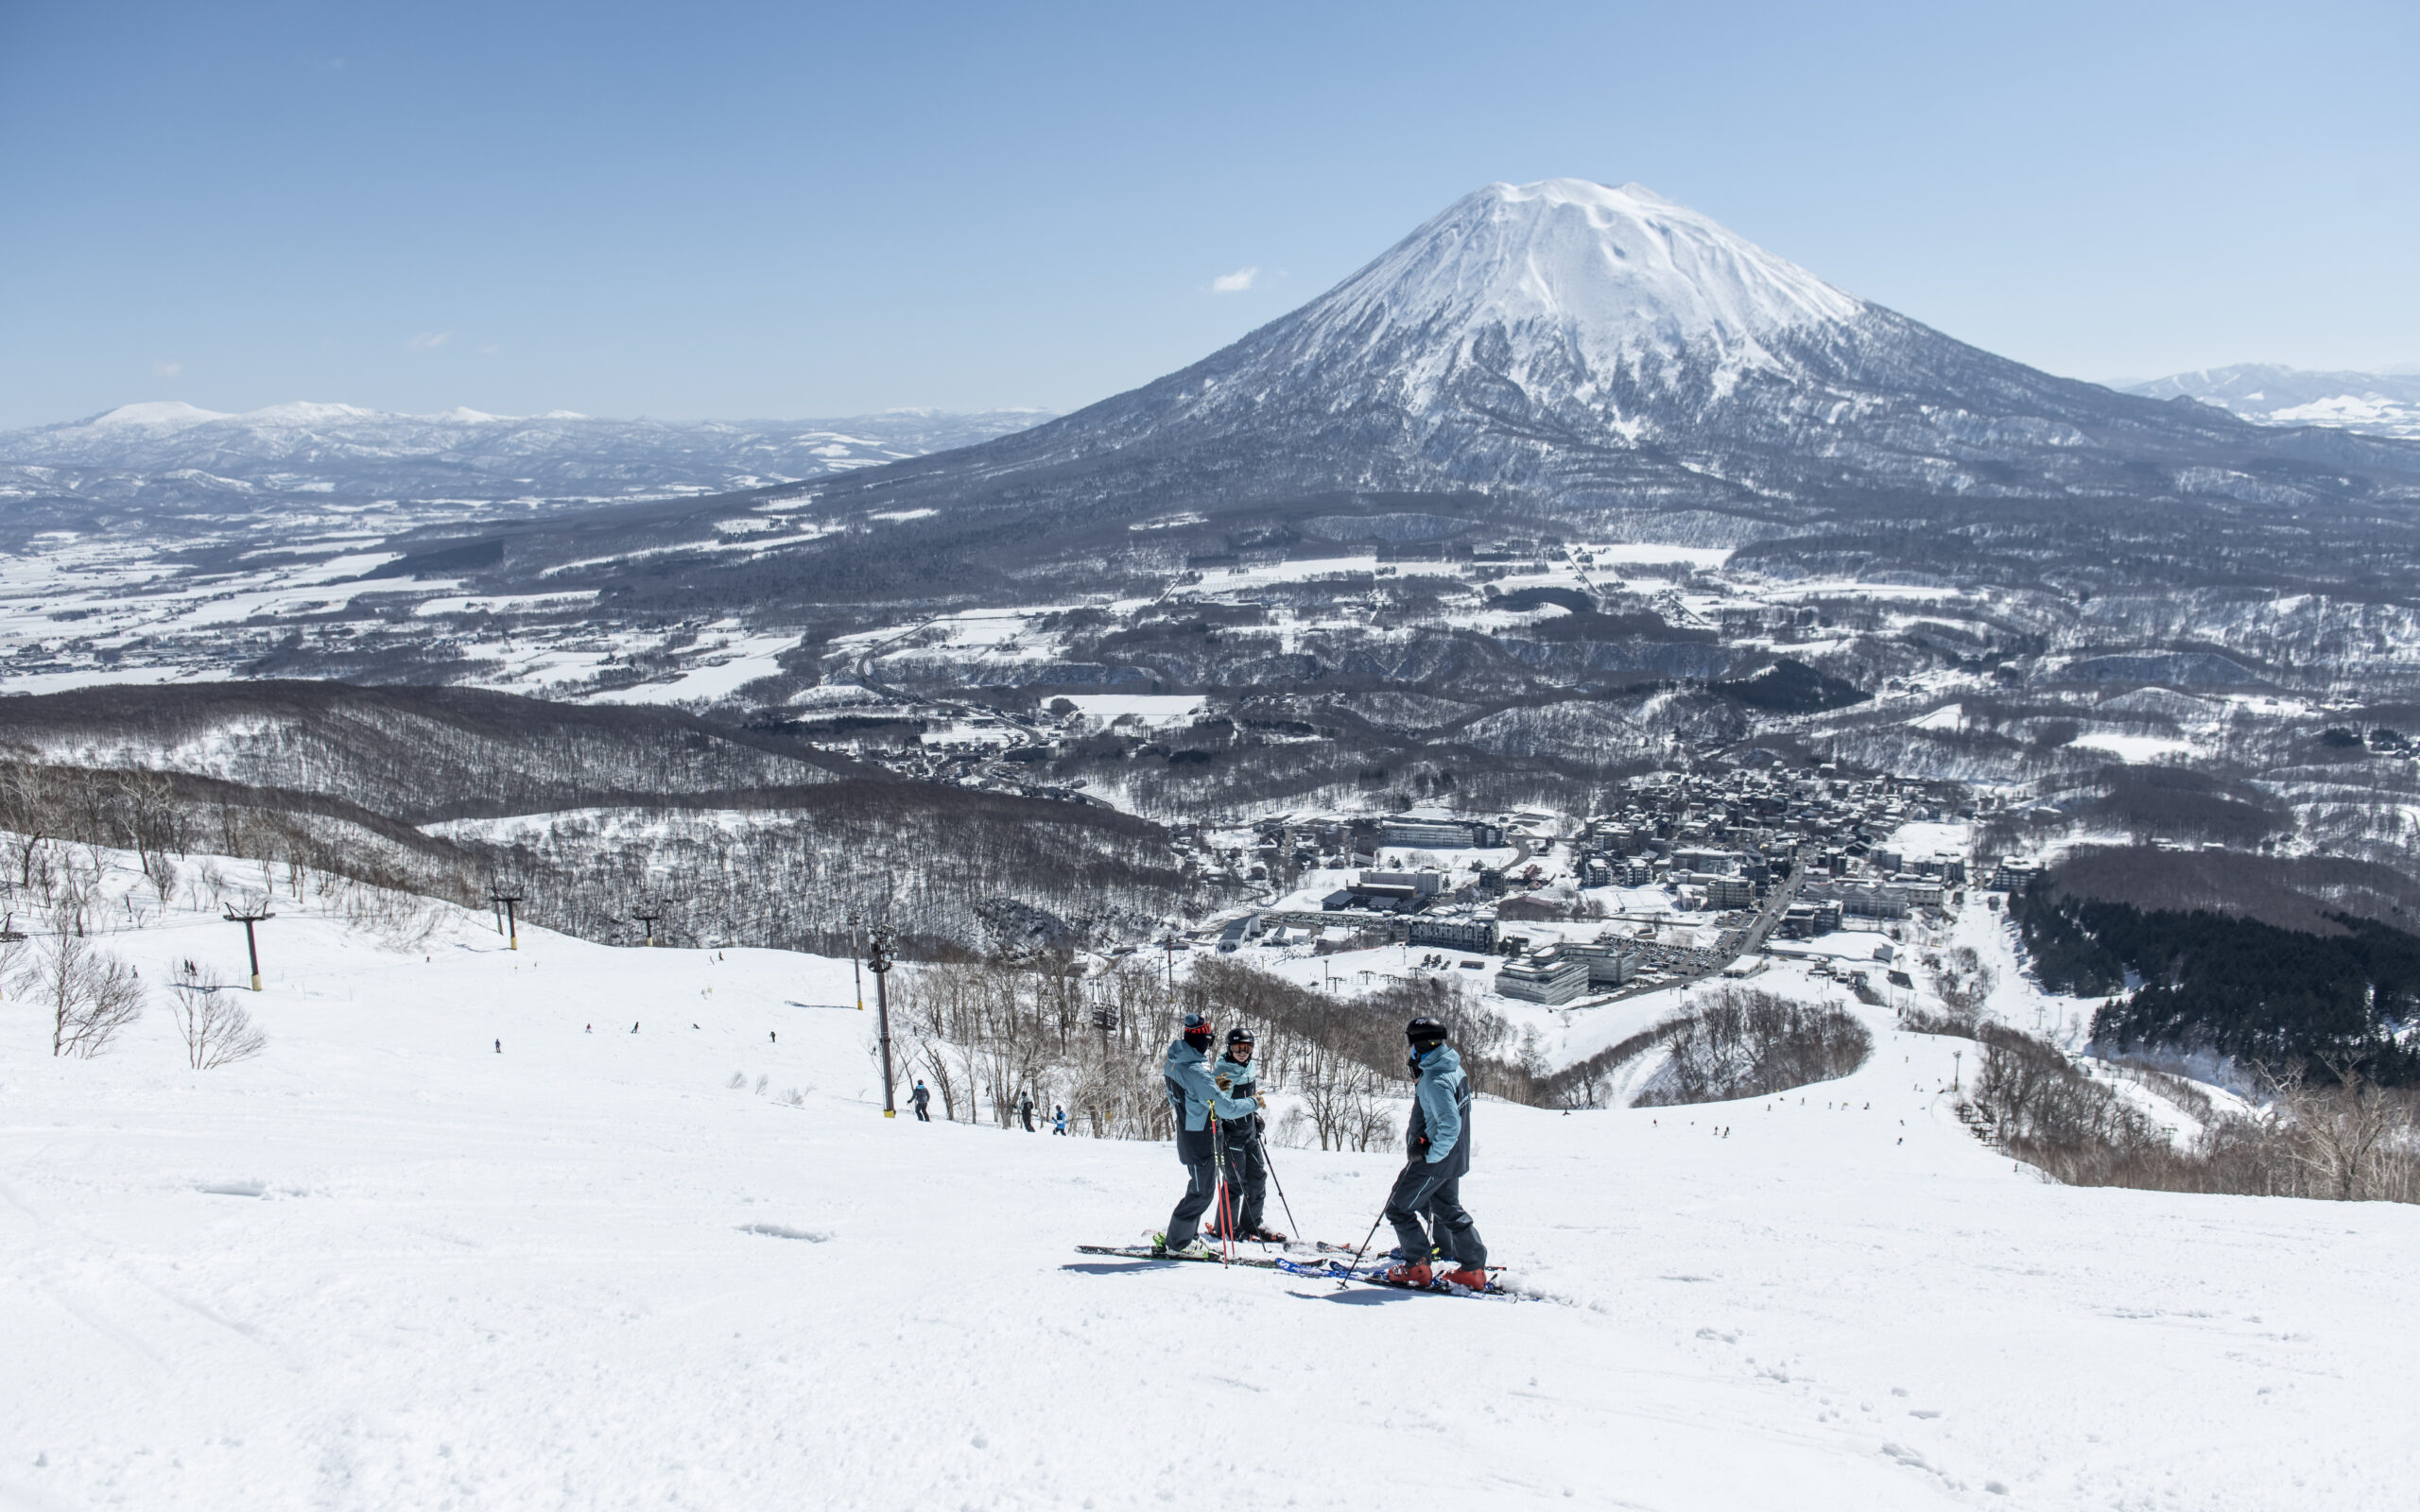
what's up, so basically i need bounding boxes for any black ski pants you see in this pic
[1166,1158,1218,1248]
[911,1102,930,1122]
[1218,1130,1268,1233]
[1383,1162,1485,1269]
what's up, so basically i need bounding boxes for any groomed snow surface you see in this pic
[6,859,2417,1510]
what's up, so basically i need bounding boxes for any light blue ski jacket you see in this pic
[1212,1052,1258,1117]
[1409,1044,1471,1168]
[1166,1040,1260,1132]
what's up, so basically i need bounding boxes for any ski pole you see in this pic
[1342,1207,1387,1285]
[1259,1136,1303,1245]
[1210,1113,1230,1266]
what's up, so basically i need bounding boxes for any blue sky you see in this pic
[2,0,2413,427]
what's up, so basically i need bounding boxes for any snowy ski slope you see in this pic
[3,858,2415,1510]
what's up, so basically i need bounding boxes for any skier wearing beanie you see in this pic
[1154,1012,1261,1257]
[1208,1027,1283,1241]
[1379,1016,1488,1290]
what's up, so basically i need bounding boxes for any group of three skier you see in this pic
[1157,1009,1488,1291]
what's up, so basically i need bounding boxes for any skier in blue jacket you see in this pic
[1208,1027,1283,1241]
[1154,1012,1260,1257]
[1379,1016,1489,1289]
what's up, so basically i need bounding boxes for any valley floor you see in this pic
[4,885,2414,1510]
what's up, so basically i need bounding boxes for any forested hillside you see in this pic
[0,681,1204,957]
[2014,880,2420,1082]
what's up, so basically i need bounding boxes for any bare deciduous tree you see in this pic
[0,765,55,887]
[166,959,266,1070]
[0,917,26,1003]
[2275,1058,2411,1202]
[1638,988,1875,1106]
[37,934,145,1058]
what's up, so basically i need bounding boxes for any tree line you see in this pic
[2012,880,2420,1084]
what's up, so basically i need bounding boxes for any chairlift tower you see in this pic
[631,903,663,947]
[489,885,526,951]
[867,925,898,1118]
[223,902,275,991]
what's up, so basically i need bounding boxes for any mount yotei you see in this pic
[806,180,2420,534]
[11,179,2420,815]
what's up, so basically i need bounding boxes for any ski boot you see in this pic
[1439,1266,1490,1292]
[1245,1227,1288,1243]
[1149,1231,1216,1260]
[1378,1261,1433,1287]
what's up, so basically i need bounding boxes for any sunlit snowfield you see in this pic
[4,865,2415,1510]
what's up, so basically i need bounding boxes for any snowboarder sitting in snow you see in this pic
[1154,1012,1260,1258]
[1379,1016,1488,1290]
[910,1081,932,1122]
[1207,1027,1283,1242]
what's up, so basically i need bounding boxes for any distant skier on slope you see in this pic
[1153,1013,1260,1257]
[1378,1016,1488,1290]
[1208,1027,1283,1241]
[1051,1104,1067,1136]
[1020,1092,1036,1132]
[909,1081,931,1122]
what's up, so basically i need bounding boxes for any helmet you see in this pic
[1406,1016,1448,1054]
[1225,1027,1254,1047]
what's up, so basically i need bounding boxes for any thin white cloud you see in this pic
[152,359,182,379]
[407,331,453,351]
[1210,266,1259,294]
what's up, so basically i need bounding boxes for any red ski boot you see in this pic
[1378,1261,1433,1286]
[1440,1267,1490,1292]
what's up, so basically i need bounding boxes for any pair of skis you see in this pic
[1074,1243,1512,1299]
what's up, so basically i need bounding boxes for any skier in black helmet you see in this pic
[1208,1026,1284,1242]
[1378,1016,1488,1290]
[1153,1011,1260,1257]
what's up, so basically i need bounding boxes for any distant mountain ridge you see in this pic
[2121,365,2420,440]
[0,403,1053,511]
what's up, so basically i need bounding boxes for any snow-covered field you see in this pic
[6,861,2418,1510]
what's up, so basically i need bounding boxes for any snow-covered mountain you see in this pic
[1252,180,1865,419]
[2122,364,2420,439]
[806,179,2420,528]
[0,401,1050,511]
